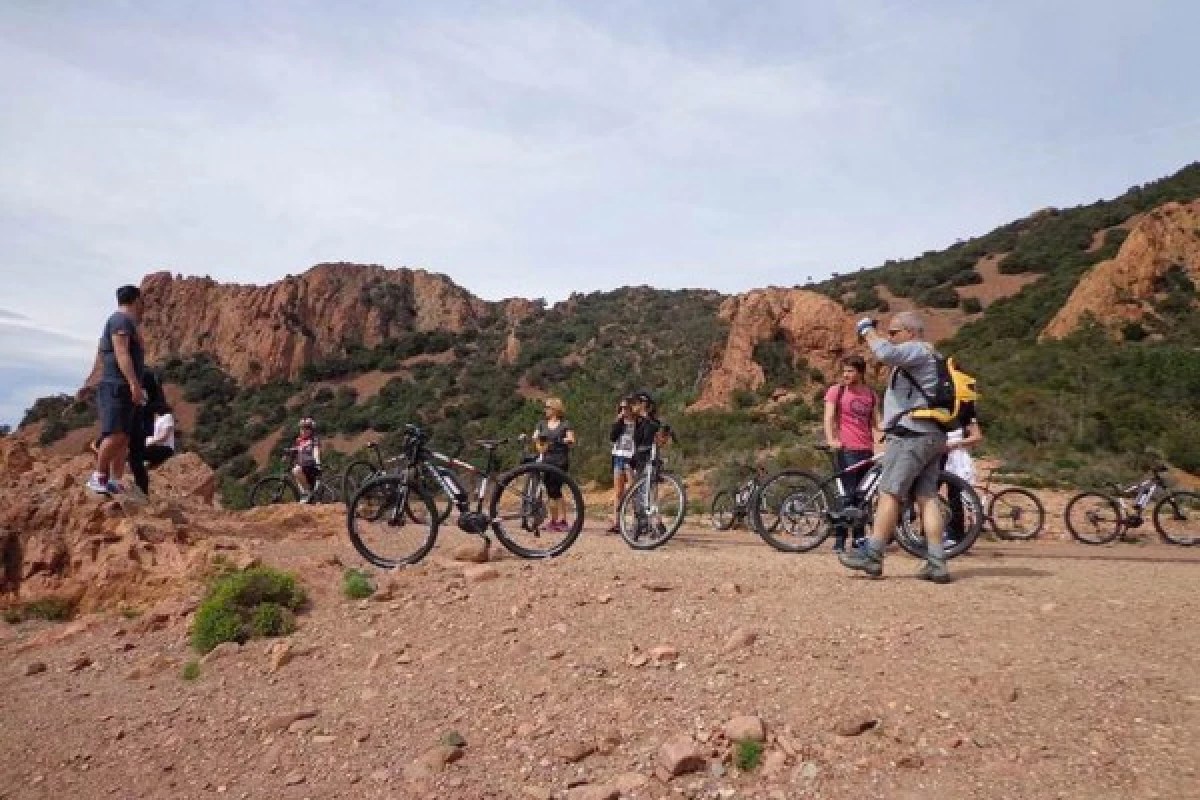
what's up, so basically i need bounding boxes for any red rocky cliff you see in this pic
[1042,201,1200,340]
[138,263,494,384]
[691,288,858,411]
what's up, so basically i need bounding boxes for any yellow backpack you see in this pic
[895,354,979,430]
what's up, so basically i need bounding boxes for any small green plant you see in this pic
[120,607,142,620]
[191,566,307,654]
[734,739,764,771]
[2,607,21,625]
[19,598,74,622]
[182,660,201,681]
[342,568,374,600]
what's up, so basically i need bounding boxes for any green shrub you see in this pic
[191,566,307,653]
[961,297,983,314]
[182,660,201,681]
[10,597,75,622]
[2,607,21,624]
[734,739,764,771]
[342,568,374,600]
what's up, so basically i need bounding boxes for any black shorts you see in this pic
[543,460,568,500]
[300,464,320,485]
[97,382,136,437]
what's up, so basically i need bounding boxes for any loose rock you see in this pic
[725,715,766,742]
[722,628,758,654]
[463,565,500,584]
[657,737,707,778]
[24,661,47,676]
[833,714,879,737]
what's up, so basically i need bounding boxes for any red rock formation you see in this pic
[1042,201,1200,340]
[691,289,859,411]
[137,263,495,384]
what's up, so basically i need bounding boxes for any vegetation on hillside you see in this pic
[21,163,1200,495]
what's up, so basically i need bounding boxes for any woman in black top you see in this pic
[534,397,576,532]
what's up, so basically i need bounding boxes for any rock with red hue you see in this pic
[650,646,679,664]
[452,540,490,563]
[833,714,880,737]
[691,288,858,410]
[657,737,707,779]
[463,564,500,584]
[1044,200,1200,340]
[722,628,758,654]
[559,740,597,763]
[725,715,766,742]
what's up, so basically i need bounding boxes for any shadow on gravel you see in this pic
[950,565,1054,580]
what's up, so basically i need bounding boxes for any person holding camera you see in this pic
[534,397,576,532]
[839,312,950,583]
[607,396,638,533]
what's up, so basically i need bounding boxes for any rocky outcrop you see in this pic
[691,289,858,411]
[137,263,495,384]
[0,439,263,613]
[1042,201,1200,340]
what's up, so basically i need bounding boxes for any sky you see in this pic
[1,0,1198,426]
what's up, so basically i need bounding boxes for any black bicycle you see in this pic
[341,441,457,524]
[974,468,1046,540]
[617,427,687,550]
[250,449,339,507]
[1064,465,1199,546]
[709,465,769,531]
[748,445,984,558]
[347,424,585,567]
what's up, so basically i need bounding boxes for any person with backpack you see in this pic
[839,311,952,583]
[823,355,882,552]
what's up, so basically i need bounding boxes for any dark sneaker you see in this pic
[916,557,951,584]
[838,545,883,577]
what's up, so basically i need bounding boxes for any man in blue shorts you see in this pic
[87,285,146,496]
[838,311,950,583]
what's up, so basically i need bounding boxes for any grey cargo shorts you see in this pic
[878,430,947,499]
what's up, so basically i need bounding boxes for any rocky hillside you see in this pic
[19,162,1200,496]
[1042,200,1200,340]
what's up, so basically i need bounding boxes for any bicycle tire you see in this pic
[753,471,832,553]
[1064,492,1123,545]
[342,460,380,500]
[490,463,584,558]
[249,476,300,507]
[987,487,1045,541]
[710,491,736,530]
[1152,490,1200,546]
[346,476,439,568]
[894,471,984,559]
[748,469,830,546]
[617,471,687,550]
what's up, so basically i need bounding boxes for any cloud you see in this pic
[0,318,93,426]
[1,0,1198,416]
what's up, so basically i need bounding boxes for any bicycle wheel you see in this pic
[710,491,736,530]
[1064,492,1122,545]
[249,476,299,507]
[346,476,439,568]
[748,470,831,549]
[894,472,984,559]
[618,471,687,550]
[987,487,1045,540]
[342,460,380,499]
[1153,491,1200,546]
[490,463,584,558]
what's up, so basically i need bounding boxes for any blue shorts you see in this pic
[97,382,136,437]
[612,455,633,474]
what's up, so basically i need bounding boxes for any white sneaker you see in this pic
[85,475,111,495]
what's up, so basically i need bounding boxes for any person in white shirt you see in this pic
[145,408,176,468]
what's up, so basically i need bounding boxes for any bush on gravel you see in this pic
[734,739,763,771]
[3,596,75,624]
[191,567,306,654]
[341,568,374,600]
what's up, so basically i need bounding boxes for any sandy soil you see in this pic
[3,516,1198,800]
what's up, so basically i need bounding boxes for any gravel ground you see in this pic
[3,522,1198,800]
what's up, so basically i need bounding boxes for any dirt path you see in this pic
[3,522,1198,799]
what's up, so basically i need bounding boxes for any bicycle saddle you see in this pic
[475,438,509,450]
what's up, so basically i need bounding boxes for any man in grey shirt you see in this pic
[839,311,950,583]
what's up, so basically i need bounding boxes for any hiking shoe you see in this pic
[838,545,883,577]
[916,556,951,584]
[106,479,125,495]
[299,492,312,504]
[86,475,111,495]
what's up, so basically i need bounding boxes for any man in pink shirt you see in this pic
[823,355,882,552]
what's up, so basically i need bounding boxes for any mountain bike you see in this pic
[709,465,769,531]
[974,468,1046,540]
[617,427,687,550]
[1064,466,1199,546]
[346,424,585,567]
[249,449,339,507]
[748,445,983,558]
[341,441,456,524]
